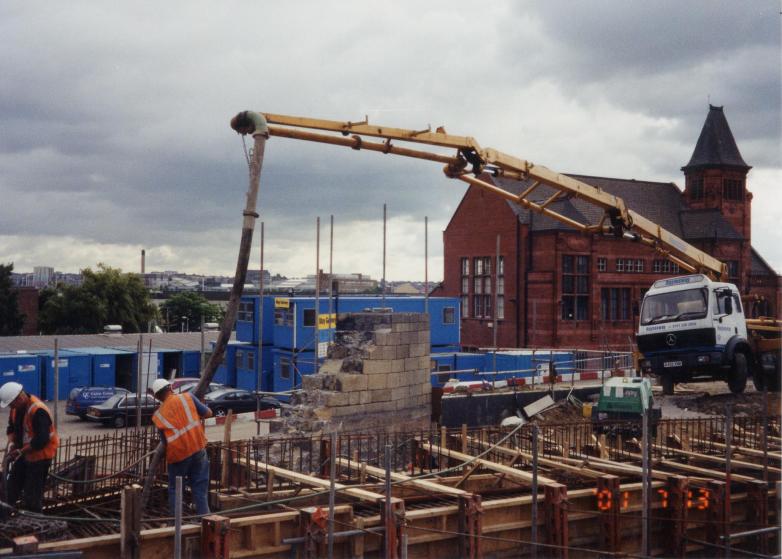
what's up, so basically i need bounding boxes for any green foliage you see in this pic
[0,263,25,336]
[38,264,157,335]
[160,292,222,332]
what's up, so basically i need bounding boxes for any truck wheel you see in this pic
[728,353,748,394]
[662,376,674,395]
[752,363,767,392]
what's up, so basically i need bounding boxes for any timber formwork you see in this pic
[2,417,780,558]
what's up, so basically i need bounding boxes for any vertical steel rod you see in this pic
[382,203,387,306]
[136,335,142,429]
[174,475,183,559]
[328,215,334,336]
[531,424,538,559]
[763,389,769,483]
[385,443,392,559]
[642,407,650,556]
[200,316,205,374]
[328,431,337,559]
[53,338,59,430]
[257,221,265,436]
[315,216,321,375]
[493,234,500,378]
[725,405,733,559]
[424,216,428,315]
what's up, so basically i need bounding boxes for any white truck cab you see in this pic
[636,274,750,394]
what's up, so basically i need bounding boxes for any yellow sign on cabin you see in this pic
[318,313,336,330]
[274,298,290,309]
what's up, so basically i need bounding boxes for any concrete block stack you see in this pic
[285,312,431,433]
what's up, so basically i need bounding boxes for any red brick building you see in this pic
[436,106,781,351]
[13,287,39,335]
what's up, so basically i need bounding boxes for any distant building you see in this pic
[33,266,54,287]
[318,273,378,294]
[392,282,422,295]
[435,105,781,350]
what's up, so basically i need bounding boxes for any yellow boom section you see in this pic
[235,112,728,279]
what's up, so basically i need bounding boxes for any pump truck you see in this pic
[230,111,781,395]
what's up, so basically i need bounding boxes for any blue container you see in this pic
[105,346,163,393]
[262,295,460,352]
[236,296,275,345]
[271,349,315,393]
[212,342,237,386]
[233,345,274,392]
[73,347,136,387]
[0,353,42,399]
[182,351,202,377]
[36,349,92,401]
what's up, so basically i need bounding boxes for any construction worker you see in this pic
[150,378,213,516]
[0,381,59,514]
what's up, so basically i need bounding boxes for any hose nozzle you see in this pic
[230,111,269,137]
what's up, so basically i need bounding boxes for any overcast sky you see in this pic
[1,1,779,281]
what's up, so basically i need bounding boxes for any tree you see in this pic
[38,264,157,334]
[0,263,24,336]
[159,292,222,332]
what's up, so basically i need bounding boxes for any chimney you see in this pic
[141,249,146,274]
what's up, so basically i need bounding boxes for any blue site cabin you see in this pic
[236,295,460,351]
[34,349,92,401]
[271,348,315,394]
[71,347,136,388]
[233,344,274,392]
[0,353,42,399]
[181,350,202,377]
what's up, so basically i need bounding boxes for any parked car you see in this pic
[168,377,202,392]
[85,393,159,428]
[174,381,226,395]
[204,388,281,417]
[66,386,130,420]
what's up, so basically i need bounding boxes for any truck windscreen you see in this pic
[640,287,708,326]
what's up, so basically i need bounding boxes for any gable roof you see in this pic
[750,247,779,276]
[682,105,750,171]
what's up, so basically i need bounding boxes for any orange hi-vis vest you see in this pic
[152,392,207,464]
[10,395,59,462]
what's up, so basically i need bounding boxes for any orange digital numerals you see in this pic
[657,488,710,510]
[594,489,630,511]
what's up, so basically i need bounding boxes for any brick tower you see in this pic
[682,105,752,241]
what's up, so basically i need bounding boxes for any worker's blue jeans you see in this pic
[167,449,210,517]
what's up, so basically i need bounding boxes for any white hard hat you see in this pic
[0,382,23,408]
[151,378,171,396]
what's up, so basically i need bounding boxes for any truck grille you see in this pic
[637,328,715,353]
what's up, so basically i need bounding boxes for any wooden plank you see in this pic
[120,484,141,559]
[652,443,782,474]
[220,410,234,488]
[335,457,468,497]
[618,450,758,483]
[690,438,782,461]
[414,439,558,486]
[249,458,392,504]
[467,436,607,479]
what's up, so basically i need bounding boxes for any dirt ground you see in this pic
[665,382,780,417]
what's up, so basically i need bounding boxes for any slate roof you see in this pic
[750,247,778,276]
[492,174,687,236]
[678,209,743,240]
[682,105,750,171]
[0,332,226,354]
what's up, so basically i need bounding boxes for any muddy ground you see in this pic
[666,382,780,417]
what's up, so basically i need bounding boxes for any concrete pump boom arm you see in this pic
[230,111,728,279]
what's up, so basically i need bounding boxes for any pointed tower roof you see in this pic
[682,105,751,172]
